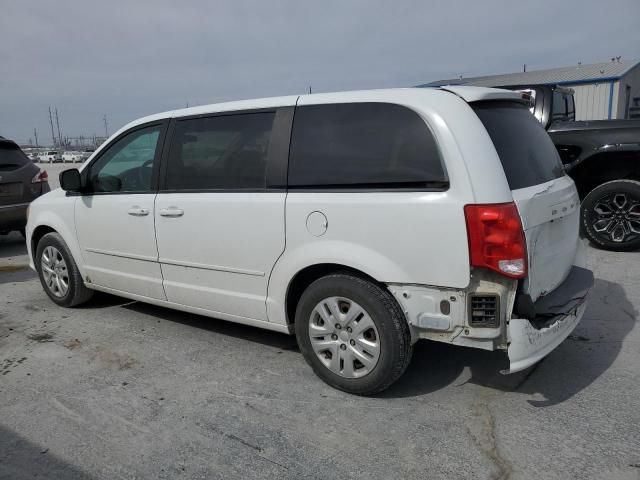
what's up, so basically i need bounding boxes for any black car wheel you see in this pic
[35,232,94,307]
[295,273,412,395]
[581,179,640,251]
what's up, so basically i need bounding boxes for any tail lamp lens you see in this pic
[464,202,527,279]
[31,169,48,183]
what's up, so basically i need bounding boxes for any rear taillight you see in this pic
[464,202,527,279]
[31,169,48,183]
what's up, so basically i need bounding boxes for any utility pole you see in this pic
[48,107,56,147]
[55,108,62,148]
[103,115,109,138]
[33,128,39,147]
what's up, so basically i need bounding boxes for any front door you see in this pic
[75,123,166,299]
[154,111,287,321]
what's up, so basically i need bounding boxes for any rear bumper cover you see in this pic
[504,266,594,374]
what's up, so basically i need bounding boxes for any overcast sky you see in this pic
[1,0,639,144]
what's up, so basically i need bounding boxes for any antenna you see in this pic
[103,115,109,137]
[48,107,56,147]
[55,108,62,147]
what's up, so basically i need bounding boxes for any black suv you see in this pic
[0,136,50,236]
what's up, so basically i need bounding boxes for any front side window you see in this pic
[165,112,275,190]
[88,125,161,193]
[288,103,447,188]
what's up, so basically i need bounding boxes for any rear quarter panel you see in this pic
[266,89,514,325]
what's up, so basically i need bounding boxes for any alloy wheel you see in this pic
[590,192,640,244]
[41,246,69,297]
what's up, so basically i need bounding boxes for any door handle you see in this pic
[159,207,184,218]
[127,206,150,217]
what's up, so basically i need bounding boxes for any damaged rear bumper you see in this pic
[504,266,594,374]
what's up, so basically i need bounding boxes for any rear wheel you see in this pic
[295,273,412,395]
[581,179,640,251]
[35,232,93,307]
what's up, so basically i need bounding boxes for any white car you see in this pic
[26,87,593,394]
[38,151,62,163]
[62,151,82,163]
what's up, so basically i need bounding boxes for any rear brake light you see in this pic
[31,169,48,183]
[464,202,527,279]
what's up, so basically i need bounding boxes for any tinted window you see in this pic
[551,91,575,123]
[473,102,565,190]
[166,112,275,190]
[88,125,161,193]
[288,103,446,188]
[0,143,29,171]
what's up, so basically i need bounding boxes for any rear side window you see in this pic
[166,112,275,190]
[288,103,447,189]
[473,102,565,190]
[0,143,29,171]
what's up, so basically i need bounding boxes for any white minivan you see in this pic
[26,87,593,395]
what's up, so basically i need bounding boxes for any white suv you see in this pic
[26,87,593,395]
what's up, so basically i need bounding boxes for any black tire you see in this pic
[581,179,640,252]
[295,273,412,395]
[35,232,94,307]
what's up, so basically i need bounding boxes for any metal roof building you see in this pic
[419,60,640,120]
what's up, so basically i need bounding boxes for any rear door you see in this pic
[473,102,580,301]
[154,108,292,321]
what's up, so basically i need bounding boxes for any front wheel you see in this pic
[581,179,640,251]
[295,273,412,395]
[35,232,94,307]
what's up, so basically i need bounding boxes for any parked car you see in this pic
[62,151,83,163]
[26,87,593,394]
[487,84,640,251]
[0,137,50,236]
[80,148,95,161]
[38,151,62,163]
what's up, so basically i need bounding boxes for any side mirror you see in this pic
[59,169,83,192]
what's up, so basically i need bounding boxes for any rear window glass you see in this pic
[0,143,29,171]
[288,103,447,189]
[473,102,565,190]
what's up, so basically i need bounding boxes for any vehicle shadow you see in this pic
[0,424,92,479]
[0,232,27,260]
[122,301,300,352]
[380,278,636,405]
[82,277,634,406]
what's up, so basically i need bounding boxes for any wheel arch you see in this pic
[266,241,413,328]
[570,150,640,197]
[284,263,382,327]
[31,225,57,259]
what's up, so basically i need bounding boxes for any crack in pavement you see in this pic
[467,394,513,480]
